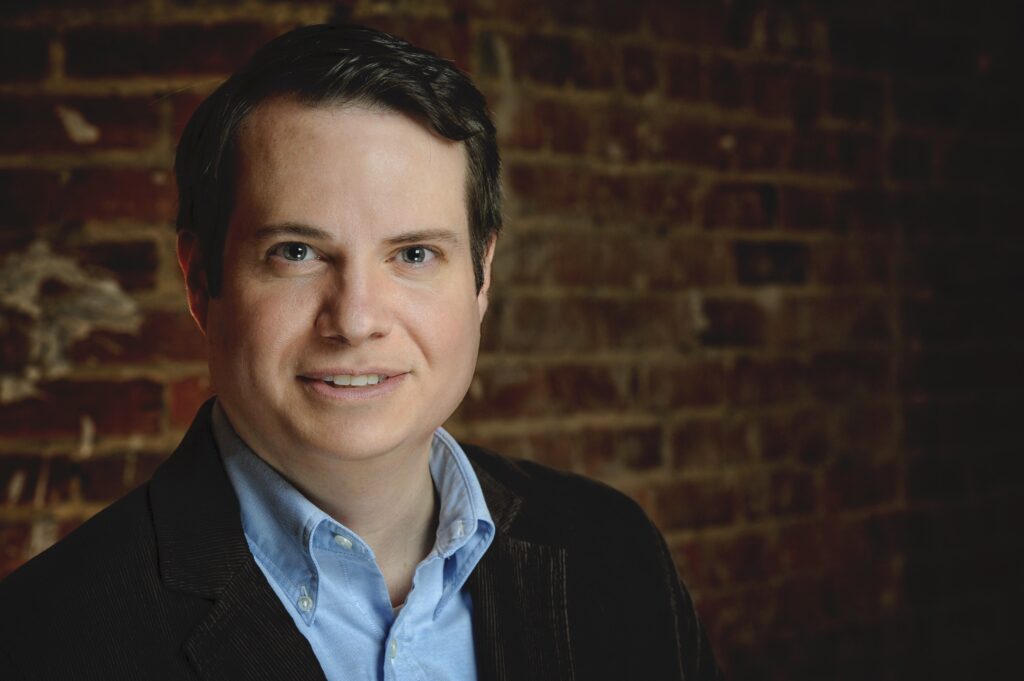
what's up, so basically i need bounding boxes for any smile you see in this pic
[321,374,388,387]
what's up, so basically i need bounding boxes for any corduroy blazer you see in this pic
[0,400,721,680]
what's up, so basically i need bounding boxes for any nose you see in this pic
[314,262,392,346]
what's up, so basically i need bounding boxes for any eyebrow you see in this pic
[254,223,463,247]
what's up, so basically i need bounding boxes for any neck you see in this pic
[260,435,440,608]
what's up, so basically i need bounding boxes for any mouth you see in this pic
[318,373,390,388]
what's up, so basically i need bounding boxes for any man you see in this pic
[0,25,720,680]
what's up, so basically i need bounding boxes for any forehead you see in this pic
[231,98,469,235]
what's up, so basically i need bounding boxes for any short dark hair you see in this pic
[175,23,501,295]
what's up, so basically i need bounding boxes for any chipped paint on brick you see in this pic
[0,240,140,403]
[54,105,101,145]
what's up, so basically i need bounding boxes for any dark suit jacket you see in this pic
[0,401,721,680]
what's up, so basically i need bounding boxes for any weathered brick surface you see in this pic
[1,1,1020,678]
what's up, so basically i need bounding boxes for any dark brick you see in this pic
[674,529,778,589]
[944,138,1019,188]
[902,349,1024,395]
[77,240,158,291]
[0,310,33,373]
[65,23,284,77]
[701,299,767,348]
[708,57,747,109]
[735,128,792,172]
[760,407,832,464]
[659,116,733,169]
[0,455,42,506]
[0,96,160,153]
[894,79,967,129]
[644,360,727,410]
[653,477,739,531]
[671,417,756,469]
[169,374,213,430]
[665,52,702,101]
[904,297,1024,345]
[623,45,657,95]
[0,520,31,577]
[0,29,49,82]
[366,15,471,69]
[648,1,731,47]
[734,241,808,285]
[69,310,205,364]
[781,186,835,231]
[892,136,933,180]
[809,352,891,402]
[578,426,662,477]
[497,0,640,33]
[0,170,61,229]
[726,355,807,406]
[457,363,637,420]
[703,182,778,229]
[488,296,698,353]
[0,379,163,437]
[809,239,892,287]
[827,458,900,510]
[828,74,884,125]
[503,97,592,155]
[513,34,573,86]
[61,168,176,222]
[750,63,820,124]
[907,455,969,503]
[742,467,817,520]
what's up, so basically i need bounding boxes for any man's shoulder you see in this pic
[463,443,657,544]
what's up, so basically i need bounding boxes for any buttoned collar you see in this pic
[210,401,494,624]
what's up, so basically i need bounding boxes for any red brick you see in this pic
[750,63,820,123]
[457,363,637,420]
[70,310,205,364]
[702,182,779,229]
[741,467,817,520]
[0,96,160,153]
[487,295,696,353]
[496,0,641,33]
[0,455,42,506]
[835,404,896,453]
[674,529,779,589]
[77,240,158,291]
[781,186,835,231]
[65,23,284,77]
[726,355,807,405]
[671,419,727,469]
[61,168,176,222]
[170,90,209,142]
[0,170,61,229]
[0,520,31,577]
[734,241,808,285]
[0,29,49,82]
[0,379,163,437]
[0,310,33,373]
[835,190,893,233]
[653,476,739,531]
[464,431,576,473]
[826,458,900,510]
[760,407,832,464]
[809,239,892,286]
[577,425,662,477]
[622,45,657,95]
[796,297,893,345]
[809,352,891,402]
[792,130,883,179]
[735,128,793,172]
[665,52,702,101]
[643,360,727,410]
[648,1,731,47]
[828,74,884,125]
[658,116,733,169]
[708,57,747,109]
[512,34,572,86]
[700,299,768,348]
[503,97,592,155]
[168,374,213,430]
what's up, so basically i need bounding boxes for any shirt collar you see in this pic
[211,400,494,618]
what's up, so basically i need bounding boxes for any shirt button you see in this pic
[297,595,314,612]
[389,639,398,659]
[333,534,353,549]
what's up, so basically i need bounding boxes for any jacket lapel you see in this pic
[469,457,576,681]
[149,400,326,681]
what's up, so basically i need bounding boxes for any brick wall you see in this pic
[1,1,1021,678]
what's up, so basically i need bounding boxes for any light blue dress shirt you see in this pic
[212,402,495,681]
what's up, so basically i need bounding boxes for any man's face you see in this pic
[188,98,492,472]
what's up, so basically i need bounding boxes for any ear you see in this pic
[176,231,210,335]
[476,236,497,320]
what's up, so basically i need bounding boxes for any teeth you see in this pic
[321,374,385,387]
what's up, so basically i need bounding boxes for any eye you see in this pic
[270,242,317,262]
[398,245,436,265]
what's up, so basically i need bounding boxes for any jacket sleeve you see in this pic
[642,510,724,681]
